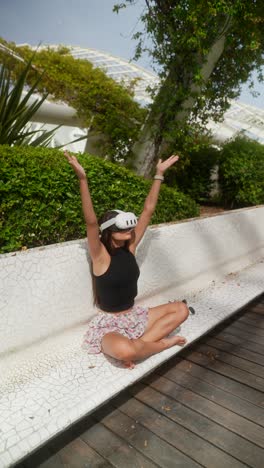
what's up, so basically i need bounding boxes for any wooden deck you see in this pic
[18,295,264,468]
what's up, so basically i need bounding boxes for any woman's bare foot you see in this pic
[124,361,135,369]
[122,336,186,368]
[162,335,187,348]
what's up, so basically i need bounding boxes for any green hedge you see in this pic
[164,145,220,203]
[218,136,264,208]
[0,145,199,254]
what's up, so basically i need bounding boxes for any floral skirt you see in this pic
[82,305,149,354]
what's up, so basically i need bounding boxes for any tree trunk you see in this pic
[132,32,228,177]
[130,113,161,176]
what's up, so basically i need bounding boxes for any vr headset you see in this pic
[100,210,138,232]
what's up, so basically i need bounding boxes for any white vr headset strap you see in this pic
[100,210,124,232]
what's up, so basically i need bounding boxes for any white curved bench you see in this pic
[1,206,264,467]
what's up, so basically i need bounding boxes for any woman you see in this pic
[65,151,189,368]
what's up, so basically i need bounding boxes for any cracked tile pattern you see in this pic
[0,206,264,467]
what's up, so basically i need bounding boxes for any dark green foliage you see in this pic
[0,55,57,146]
[164,145,220,202]
[0,146,198,253]
[218,136,264,208]
[0,39,146,161]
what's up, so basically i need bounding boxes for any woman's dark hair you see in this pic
[99,210,122,255]
[91,210,135,307]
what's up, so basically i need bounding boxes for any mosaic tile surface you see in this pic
[1,207,264,355]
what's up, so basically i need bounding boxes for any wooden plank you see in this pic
[220,324,263,346]
[243,306,264,316]
[112,392,244,468]
[224,321,264,340]
[250,309,264,316]
[168,357,264,406]
[235,315,264,329]
[143,374,264,449]
[192,343,264,378]
[245,296,264,312]
[24,454,66,468]
[209,330,264,356]
[93,403,201,468]
[22,451,62,468]
[244,310,264,321]
[181,349,264,392]
[126,383,262,468]
[250,304,264,314]
[79,419,158,468]
[21,442,63,468]
[22,421,112,468]
[204,336,264,365]
[155,364,264,427]
[50,438,112,468]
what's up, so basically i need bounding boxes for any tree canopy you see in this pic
[115,0,264,175]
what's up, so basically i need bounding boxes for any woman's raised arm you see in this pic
[64,151,103,260]
[131,155,179,251]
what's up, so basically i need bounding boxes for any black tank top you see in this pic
[94,247,140,312]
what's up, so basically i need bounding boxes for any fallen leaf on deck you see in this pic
[162,405,171,412]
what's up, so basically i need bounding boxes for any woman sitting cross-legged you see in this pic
[65,151,189,368]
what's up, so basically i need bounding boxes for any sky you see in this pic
[0,0,263,109]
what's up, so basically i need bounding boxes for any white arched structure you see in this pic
[207,101,264,144]
[68,45,159,106]
[17,44,264,150]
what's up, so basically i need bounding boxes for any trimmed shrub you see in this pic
[0,145,199,254]
[218,136,264,208]
[164,145,220,203]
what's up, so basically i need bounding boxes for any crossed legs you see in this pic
[101,301,189,368]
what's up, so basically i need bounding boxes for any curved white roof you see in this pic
[207,101,264,144]
[18,44,264,146]
[69,46,159,106]
[68,45,264,144]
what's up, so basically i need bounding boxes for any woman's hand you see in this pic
[64,151,86,180]
[156,154,179,175]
